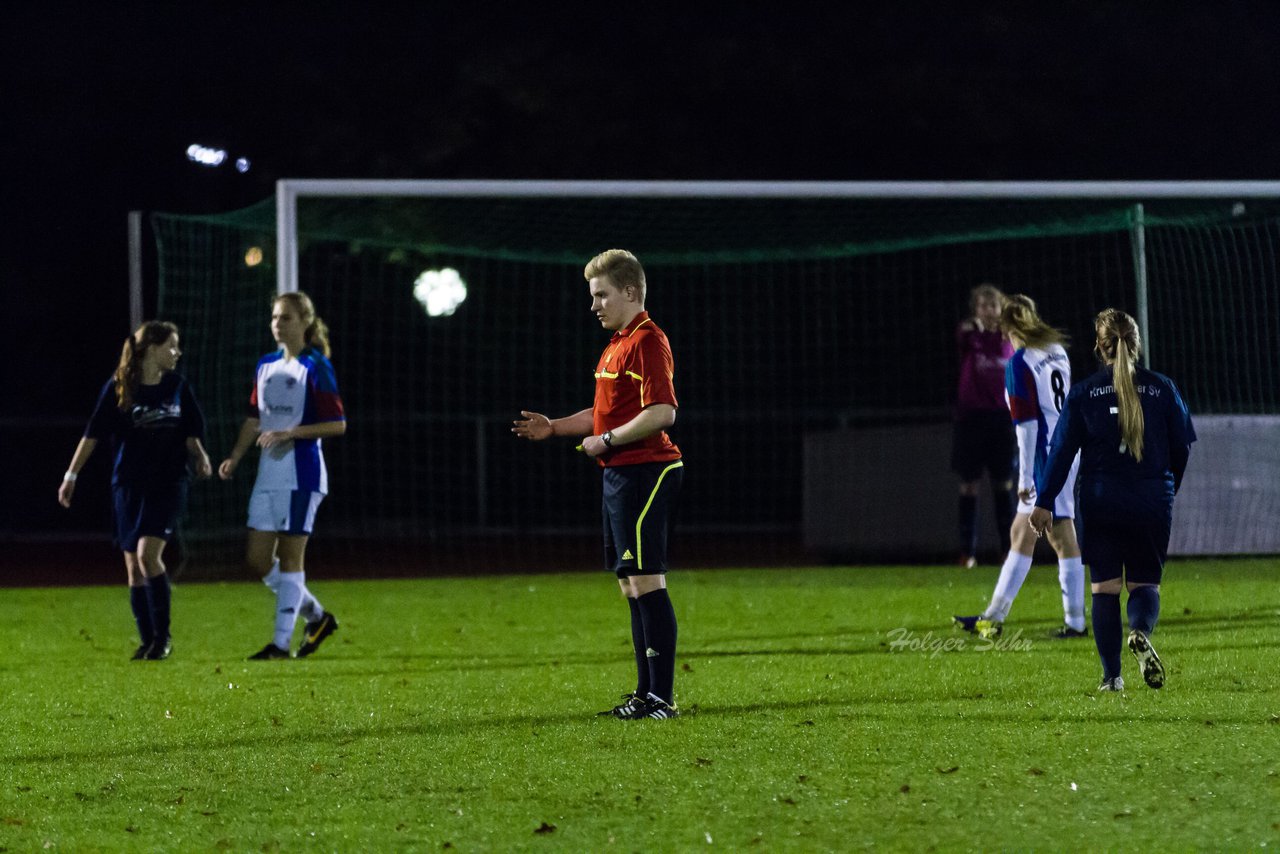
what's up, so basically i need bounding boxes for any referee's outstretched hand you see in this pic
[512,411,552,441]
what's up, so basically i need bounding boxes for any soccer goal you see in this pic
[147,181,1280,574]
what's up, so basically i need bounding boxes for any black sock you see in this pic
[992,489,1015,554]
[1127,586,1160,636]
[627,597,650,697]
[130,585,154,646]
[148,573,172,645]
[636,588,678,704]
[958,495,978,556]
[1092,592,1123,680]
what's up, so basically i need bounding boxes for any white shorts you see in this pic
[1019,456,1079,519]
[248,489,325,535]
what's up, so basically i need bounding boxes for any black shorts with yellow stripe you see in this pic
[602,459,684,578]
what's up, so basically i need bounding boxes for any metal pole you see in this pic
[276,181,298,294]
[127,211,144,330]
[278,178,1280,200]
[1131,203,1151,368]
[475,417,488,527]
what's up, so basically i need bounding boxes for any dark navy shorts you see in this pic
[602,460,684,578]
[112,481,188,553]
[1081,515,1171,586]
[951,410,1015,483]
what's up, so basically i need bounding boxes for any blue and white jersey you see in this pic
[247,347,345,493]
[1005,344,1072,493]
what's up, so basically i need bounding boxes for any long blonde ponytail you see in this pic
[1095,308,1144,461]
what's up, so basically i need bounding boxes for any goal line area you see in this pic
[140,182,1280,573]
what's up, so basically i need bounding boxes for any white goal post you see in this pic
[255,179,1280,557]
[275,179,1280,370]
[123,179,1280,560]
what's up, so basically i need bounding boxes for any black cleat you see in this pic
[144,638,172,660]
[248,643,290,660]
[296,612,339,658]
[1127,630,1165,689]
[953,615,982,633]
[1097,675,1125,692]
[598,692,644,718]
[1053,625,1089,639]
[629,695,680,720]
[131,643,151,661]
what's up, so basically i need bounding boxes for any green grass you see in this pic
[1,560,1277,852]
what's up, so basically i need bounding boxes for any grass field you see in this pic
[1,559,1277,852]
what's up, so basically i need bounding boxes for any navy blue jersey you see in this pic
[85,373,206,488]
[1036,366,1195,524]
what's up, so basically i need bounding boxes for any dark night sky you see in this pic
[5,1,1280,419]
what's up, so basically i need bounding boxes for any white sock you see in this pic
[986,552,1034,622]
[272,571,304,650]
[298,581,323,624]
[262,560,282,593]
[1059,557,1086,631]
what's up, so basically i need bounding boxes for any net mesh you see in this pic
[151,193,1280,574]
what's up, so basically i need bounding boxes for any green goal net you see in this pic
[150,185,1280,575]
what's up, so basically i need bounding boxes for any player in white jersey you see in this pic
[954,295,1087,639]
[219,291,346,660]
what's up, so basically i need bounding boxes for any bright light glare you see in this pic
[186,144,227,167]
[244,246,264,267]
[235,157,251,173]
[413,268,468,317]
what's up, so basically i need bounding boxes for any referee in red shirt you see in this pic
[513,249,684,720]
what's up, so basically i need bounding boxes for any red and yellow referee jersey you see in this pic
[593,311,681,467]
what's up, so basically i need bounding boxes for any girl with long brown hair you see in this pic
[58,321,212,659]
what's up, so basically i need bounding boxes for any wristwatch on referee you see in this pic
[600,431,615,448]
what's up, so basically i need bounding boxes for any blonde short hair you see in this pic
[584,249,646,302]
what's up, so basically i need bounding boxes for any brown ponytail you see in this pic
[1094,308,1144,462]
[114,321,179,410]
